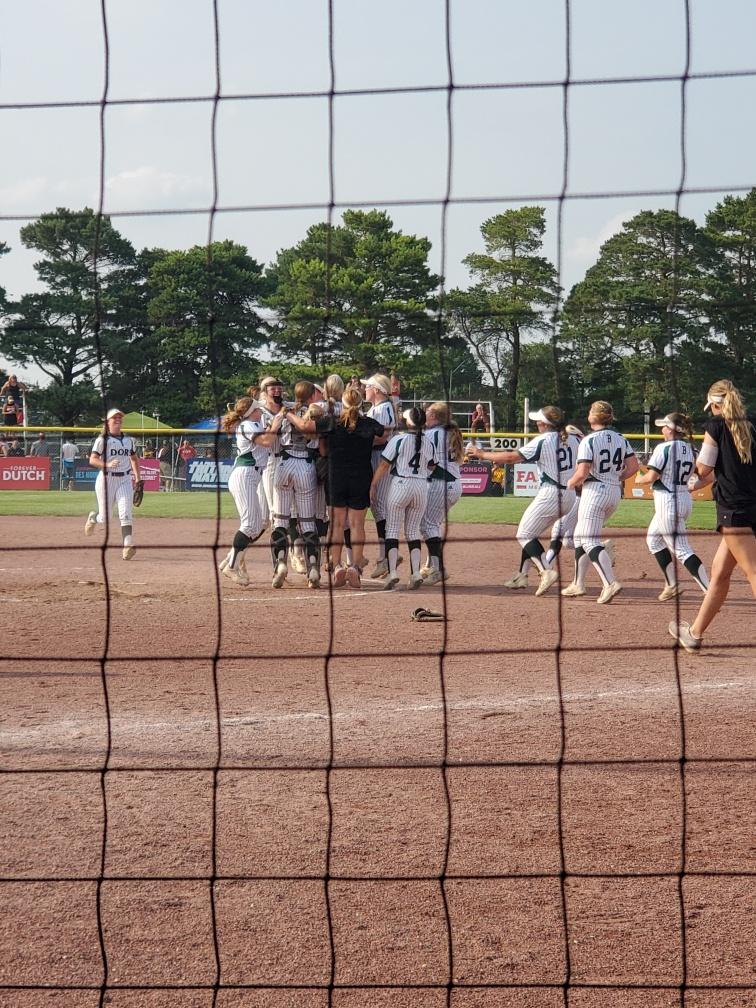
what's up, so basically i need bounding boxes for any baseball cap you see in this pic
[704,393,724,411]
[654,414,680,431]
[361,373,392,397]
[106,408,124,420]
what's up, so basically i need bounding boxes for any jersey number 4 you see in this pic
[408,451,422,475]
[598,447,624,474]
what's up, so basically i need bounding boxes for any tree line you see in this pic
[1,192,754,429]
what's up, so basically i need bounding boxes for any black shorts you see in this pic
[327,471,371,511]
[716,502,756,533]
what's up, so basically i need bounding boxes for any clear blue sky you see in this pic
[2,0,756,383]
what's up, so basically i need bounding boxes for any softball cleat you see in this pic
[345,566,361,589]
[271,562,288,589]
[332,566,347,588]
[407,573,424,590]
[503,571,529,589]
[290,552,307,575]
[370,559,389,579]
[597,581,622,604]
[381,572,400,591]
[84,512,97,536]
[561,582,586,597]
[307,567,321,589]
[122,545,136,561]
[422,569,446,586]
[535,569,559,597]
[658,583,683,602]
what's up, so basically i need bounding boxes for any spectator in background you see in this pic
[177,439,197,491]
[0,438,7,456]
[3,396,19,426]
[469,402,490,434]
[61,438,79,490]
[157,440,172,491]
[7,439,25,457]
[1,374,26,400]
[29,432,51,457]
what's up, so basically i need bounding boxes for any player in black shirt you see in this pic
[669,379,756,651]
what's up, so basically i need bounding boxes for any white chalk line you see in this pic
[1,675,753,747]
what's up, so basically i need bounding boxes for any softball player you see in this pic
[270,381,322,589]
[420,402,465,585]
[218,396,286,586]
[258,376,287,524]
[634,412,709,600]
[370,407,437,590]
[84,408,141,560]
[564,401,639,603]
[362,374,398,578]
[470,406,581,596]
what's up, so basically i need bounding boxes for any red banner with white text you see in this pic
[0,456,51,490]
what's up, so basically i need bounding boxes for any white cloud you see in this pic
[0,177,51,210]
[104,165,207,210]
[567,210,640,265]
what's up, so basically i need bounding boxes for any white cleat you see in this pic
[290,552,307,575]
[419,564,434,578]
[597,580,622,604]
[332,566,347,588]
[307,567,321,590]
[381,572,400,591]
[561,582,586,597]
[370,559,389,579]
[84,512,97,536]
[658,583,683,602]
[122,545,136,561]
[422,569,446,586]
[535,569,559,597]
[271,562,288,589]
[236,555,251,586]
[503,571,529,589]
[407,573,424,590]
[345,565,361,589]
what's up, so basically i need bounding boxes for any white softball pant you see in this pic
[371,449,391,521]
[94,472,133,526]
[550,498,579,547]
[420,478,462,539]
[228,466,265,540]
[647,490,695,562]
[272,457,317,533]
[574,481,621,552]
[385,477,429,540]
[516,485,577,547]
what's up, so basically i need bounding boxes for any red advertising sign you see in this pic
[0,456,51,490]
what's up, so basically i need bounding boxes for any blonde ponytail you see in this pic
[707,380,753,464]
[428,401,465,462]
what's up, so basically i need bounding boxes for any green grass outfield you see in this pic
[0,490,717,530]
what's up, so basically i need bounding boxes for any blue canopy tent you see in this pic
[187,418,222,430]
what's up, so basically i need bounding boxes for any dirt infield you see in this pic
[1,516,754,1007]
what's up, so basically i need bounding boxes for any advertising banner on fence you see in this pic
[187,458,234,491]
[73,459,160,492]
[0,456,51,490]
[513,463,540,497]
[460,462,492,495]
[624,475,713,501]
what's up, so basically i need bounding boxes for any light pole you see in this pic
[447,361,465,401]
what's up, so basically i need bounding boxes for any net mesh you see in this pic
[1,1,754,1006]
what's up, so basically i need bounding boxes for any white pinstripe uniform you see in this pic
[272,410,318,534]
[382,431,437,540]
[228,420,268,540]
[515,431,580,546]
[420,427,462,539]
[259,405,283,522]
[574,428,635,551]
[646,439,697,562]
[368,398,398,520]
[90,434,136,527]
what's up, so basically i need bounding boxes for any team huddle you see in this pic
[80,377,756,648]
[215,374,464,592]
